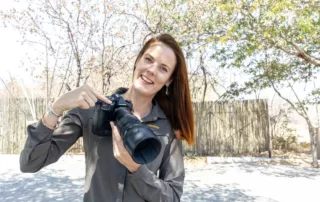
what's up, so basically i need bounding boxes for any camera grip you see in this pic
[92,104,106,136]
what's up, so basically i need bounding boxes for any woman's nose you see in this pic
[147,65,157,75]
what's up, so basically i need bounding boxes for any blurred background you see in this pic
[0,0,319,166]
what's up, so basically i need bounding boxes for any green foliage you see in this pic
[307,88,320,104]
[145,1,319,109]
[270,107,299,151]
[273,134,298,151]
[206,1,319,122]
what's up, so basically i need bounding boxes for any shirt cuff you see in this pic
[28,119,54,144]
[127,164,149,180]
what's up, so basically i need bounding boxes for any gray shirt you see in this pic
[20,100,185,202]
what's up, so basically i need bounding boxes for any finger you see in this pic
[110,121,121,142]
[96,93,112,104]
[79,99,90,109]
[86,90,98,104]
[112,132,120,154]
[85,97,96,108]
[85,85,112,104]
[111,122,121,157]
[79,91,95,108]
[82,92,96,107]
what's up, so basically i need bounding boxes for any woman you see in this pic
[20,33,195,202]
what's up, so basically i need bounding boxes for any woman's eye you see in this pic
[161,66,168,72]
[145,57,152,62]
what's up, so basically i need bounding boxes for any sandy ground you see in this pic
[0,154,319,202]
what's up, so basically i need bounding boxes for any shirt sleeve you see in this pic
[20,109,83,173]
[128,136,185,202]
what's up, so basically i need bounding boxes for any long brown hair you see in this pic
[133,33,194,145]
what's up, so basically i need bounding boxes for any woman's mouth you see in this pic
[141,75,154,84]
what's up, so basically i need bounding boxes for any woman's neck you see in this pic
[123,88,153,120]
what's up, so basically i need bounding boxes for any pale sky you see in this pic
[0,27,25,75]
[0,1,34,87]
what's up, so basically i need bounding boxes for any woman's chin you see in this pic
[133,84,157,97]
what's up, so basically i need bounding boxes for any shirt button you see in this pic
[153,117,157,121]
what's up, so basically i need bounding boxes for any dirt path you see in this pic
[0,155,319,202]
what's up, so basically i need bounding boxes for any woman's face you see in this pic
[132,42,176,97]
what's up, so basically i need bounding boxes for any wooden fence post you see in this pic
[316,127,320,160]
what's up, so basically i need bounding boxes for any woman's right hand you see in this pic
[51,84,112,115]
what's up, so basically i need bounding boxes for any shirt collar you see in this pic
[142,99,167,122]
[116,88,167,122]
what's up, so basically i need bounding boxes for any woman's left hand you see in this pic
[110,121,141,173]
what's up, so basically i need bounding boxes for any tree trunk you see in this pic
[308,123,319,168]
[76,57,81,87]
[316,127,320,160]
[268,117,272,158]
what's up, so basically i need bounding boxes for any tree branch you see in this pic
[270,39,320,67]
[0,77,29,116]
[269,79,307,119]
[289,83,308,114]
[291,42,320,66]
[57,49,73,97]
[269,39,296,55]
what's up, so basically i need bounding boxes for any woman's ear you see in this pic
[166,78,173,86]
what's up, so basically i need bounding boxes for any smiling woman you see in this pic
[20,33,195,202]
[131,42,176,98]
[131,34,195,144]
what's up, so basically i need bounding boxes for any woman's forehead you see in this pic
[145,42,176,68]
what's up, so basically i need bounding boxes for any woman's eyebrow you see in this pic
[146,53,171,69]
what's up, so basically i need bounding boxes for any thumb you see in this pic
[110,121,121,142]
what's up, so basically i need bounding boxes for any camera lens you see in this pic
[114,108,162,164]
[92,94,162,164]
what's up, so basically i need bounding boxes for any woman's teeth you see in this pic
[141,75,153,84]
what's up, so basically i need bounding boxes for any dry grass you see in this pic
[184,156,208,169]
[253,149,312,159]
[183,149,320,168]
[250,160,315,167]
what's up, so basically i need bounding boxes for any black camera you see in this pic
[92,94,161,164]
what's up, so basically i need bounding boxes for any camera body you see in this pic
[92,94,161,164]
[92,94,133,136]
